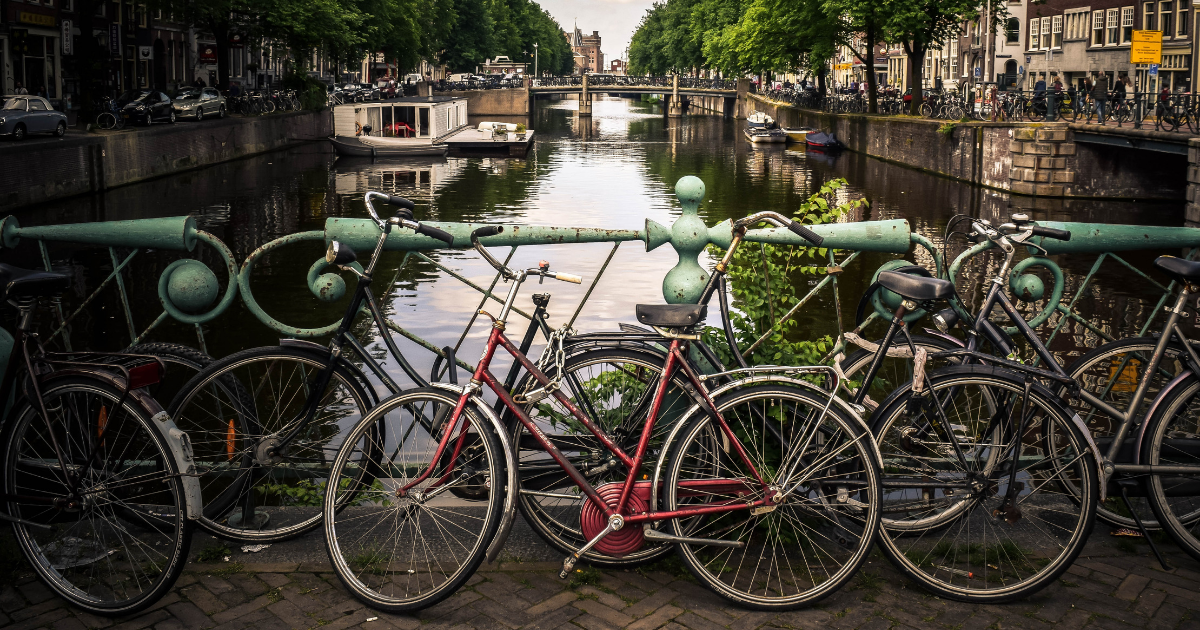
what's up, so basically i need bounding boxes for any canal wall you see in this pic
[0,110,331,212]
[745,93,1185,200]
[458,88,530,116]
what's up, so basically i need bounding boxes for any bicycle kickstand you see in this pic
[1118,478,1171,571]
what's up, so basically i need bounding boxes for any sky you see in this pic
[537,0,655,64]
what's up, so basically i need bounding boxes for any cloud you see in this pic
[536,0,656,63]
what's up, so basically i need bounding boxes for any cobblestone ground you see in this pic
[3,527,1200,630]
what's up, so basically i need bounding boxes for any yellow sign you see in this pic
[18,12,56,27]
[1130,30,1163,64]
[834,63,852,70]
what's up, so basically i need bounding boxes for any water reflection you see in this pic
[0,95,1187,384]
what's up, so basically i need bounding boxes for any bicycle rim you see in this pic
[873,367,1096,602]
[665,384,881,610]
[1144,376,1200,562]
[169,347,372,541]
[325,388,504,612]
[4,379,190,615]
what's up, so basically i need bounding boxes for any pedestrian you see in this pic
[1053,78,1063,94]
[13,81,28,95]
[1033,77,1046,96]
[1112,76,1127,115]
[1093,72,1109,124]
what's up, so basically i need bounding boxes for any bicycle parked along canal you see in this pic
[0,263,198,615]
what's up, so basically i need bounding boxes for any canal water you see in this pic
[3,95,1187,384]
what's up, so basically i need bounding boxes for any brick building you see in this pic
[610,58,626,75]
[566,26,603,74]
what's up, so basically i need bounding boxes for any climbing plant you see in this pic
[702,178,868,367]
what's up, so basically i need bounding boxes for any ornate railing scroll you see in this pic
[0,214,239,355]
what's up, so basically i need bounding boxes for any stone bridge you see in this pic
[529,75,741,117]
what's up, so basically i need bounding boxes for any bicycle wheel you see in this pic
[872,365,1097,602]
[1141,374,1200,562]
[838,334,960,408]
[1061,338,1191,529]
[3,376,191,615]
[168,345,373,542]
[662,384,881,610]
[325,388,505,612]
[1027,102,1046,122]
[919,102,933,117]
[95,112,117,130]
[509,347,692,567]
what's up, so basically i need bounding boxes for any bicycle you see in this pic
[0,263,198,615]
[94,97,125,130]
[166,193,568,543]
[322,218,883,611]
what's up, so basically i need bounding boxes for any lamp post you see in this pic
[534,43,539,77]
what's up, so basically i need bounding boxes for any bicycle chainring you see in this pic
[579,482,647,557]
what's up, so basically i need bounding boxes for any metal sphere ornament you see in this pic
[165,260,219,314]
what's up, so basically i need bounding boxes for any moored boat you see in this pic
[805,131,842,149]
[746,111,777,130]
[330,96,467,157]
[782,127,812,143]
[744,128,788,144]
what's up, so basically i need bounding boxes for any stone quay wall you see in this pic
[745,93,1186,201]
[0,110,331,212]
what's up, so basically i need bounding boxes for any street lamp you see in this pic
[534,43,539,77]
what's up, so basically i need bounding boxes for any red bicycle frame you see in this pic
[403,321,778,525]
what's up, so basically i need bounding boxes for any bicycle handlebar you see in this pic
[1030,226,1071,241]
[415,223,454,244]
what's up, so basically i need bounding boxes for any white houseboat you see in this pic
[331,96,469,157]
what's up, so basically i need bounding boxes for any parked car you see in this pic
[902,88,932,103]
[357,83,380,100]
[375,78,397,99]
[0,95,68,140]
[174,87,226,120]
[115,89,175,125]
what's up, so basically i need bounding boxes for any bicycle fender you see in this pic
[1134,371,1195,467]
[1068,410,1108,504]
[920,328,967,349]
[427,383,519,564]
[151,411,204,521]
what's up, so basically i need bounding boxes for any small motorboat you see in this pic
[782,127,812,143]
[744,128,788,144]
[746,111,777,130]
[806,131,842,149]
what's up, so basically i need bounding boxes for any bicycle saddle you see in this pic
[1155,256,1200,284]
[877,270,953,301]
[635,304,707,328]
[0,263,70,301]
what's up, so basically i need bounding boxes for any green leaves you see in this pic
[703,178,866,369]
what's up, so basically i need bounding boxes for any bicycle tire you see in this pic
[168,345,374,542]
[1141,373,1200,563]
[3,376,191,615]
[662,383,881,610]
[871,365,1097,603]
[508,347,692,567]
[324,387,506,612]
[1058,337,1192,529]
[920,103,933,117]
[95,112,117,130]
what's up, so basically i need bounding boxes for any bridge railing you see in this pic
[8,177,1200,381]
[532,75,734,91]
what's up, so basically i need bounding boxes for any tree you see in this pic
[882,0,998,113]
[825,0,882,113]
[440,0,496,71]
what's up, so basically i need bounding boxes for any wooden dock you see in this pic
[440,127,535,157]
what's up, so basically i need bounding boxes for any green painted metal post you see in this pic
[662,176,710,304]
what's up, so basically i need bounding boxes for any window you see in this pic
[63,0,73,11]
[1161,2,1173,37]
[1122,7,1135,42]
[1178,0,1189,35]
[1007,17,1020,43]
[1054,15,1064,47]
[1093,10,1106,45]
[950,40,958,77]
[1030,18,1040,49]
[1042,17,1052,48]
[1145,2,1156,29]
[1108,9,1120,43]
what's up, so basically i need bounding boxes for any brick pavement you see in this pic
[4,531,1200,630]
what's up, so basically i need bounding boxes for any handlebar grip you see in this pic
[1031,226,1071,241]
[555,272,583,284]
[471,225,504,239]
[386,196,415,210]
[415,223,455,245]
[788,221,824,247]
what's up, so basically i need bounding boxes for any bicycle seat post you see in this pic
[14,296,36,332]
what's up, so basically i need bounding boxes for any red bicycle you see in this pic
[322,222,883,611]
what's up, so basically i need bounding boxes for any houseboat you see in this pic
[330,96,469,157]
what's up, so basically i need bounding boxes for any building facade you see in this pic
[610,58,626,75]
[566,27,603,74]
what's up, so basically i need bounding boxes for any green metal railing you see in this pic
[4,176,1200,370]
